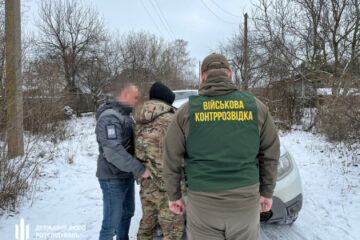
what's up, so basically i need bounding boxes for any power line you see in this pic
[210,0,242,18]
[153,0,176,39]
[149,0,175,40]
[200,0,238,25]
[140,0,163,36]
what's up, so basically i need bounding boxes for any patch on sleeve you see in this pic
[106,125,117,139]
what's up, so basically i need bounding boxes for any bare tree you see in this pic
[168,39,196,86]
[224,0,360,133]
[251,0,360,87]
[37,0,106,94]
[348,0,360,80]
[219,24,275,89]
[78,39,122,110]
[23,55,65,97]
[117,32,162,85]
[116,31,196,91]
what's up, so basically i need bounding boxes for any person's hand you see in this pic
[260,196,273,212]
[168,198,186,215]
[141,169,151,178]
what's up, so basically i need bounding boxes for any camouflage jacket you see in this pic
[134,99,176,191]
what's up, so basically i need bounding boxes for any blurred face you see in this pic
[118,86,139,108]
[201,69,232,83]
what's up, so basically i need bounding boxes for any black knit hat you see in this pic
[149,82,175,105]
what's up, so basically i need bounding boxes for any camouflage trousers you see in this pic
[137,178,184,240]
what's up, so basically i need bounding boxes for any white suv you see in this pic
[173,90,303,225]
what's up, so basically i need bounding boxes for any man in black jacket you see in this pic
[95,84,150,240]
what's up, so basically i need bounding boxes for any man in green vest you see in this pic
[163,53,280,240]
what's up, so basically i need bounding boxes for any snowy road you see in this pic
[0,116,359,240]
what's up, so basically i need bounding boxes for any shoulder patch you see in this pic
[106,124,117,139]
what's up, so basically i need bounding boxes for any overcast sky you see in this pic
[22,0,252,63]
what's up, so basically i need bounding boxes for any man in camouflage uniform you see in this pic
[134,82,184,240]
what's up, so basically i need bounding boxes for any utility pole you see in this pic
[243,13,248,90]
[5,0,24,158]
[199,60,201,84]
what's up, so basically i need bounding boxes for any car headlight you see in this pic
[277,152,293,180]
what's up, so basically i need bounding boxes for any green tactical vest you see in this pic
[185,90,260,192]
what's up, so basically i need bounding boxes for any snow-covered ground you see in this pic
[261,130,359,240]
[0,115,359,240]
